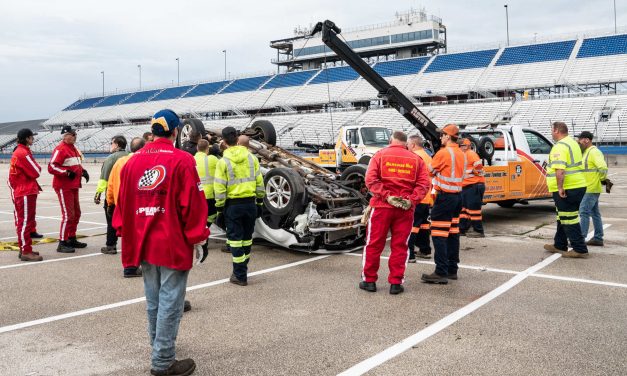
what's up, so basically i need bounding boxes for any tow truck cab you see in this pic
[460,124,553,206]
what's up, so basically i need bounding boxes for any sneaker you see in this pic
[543,244,566,254]
[57,241,75,253]
[229,274,247,286]
[417,252,431,259]
[359,281,377,292]
[30,232,44,239]
[466,231,485,238]
[68,237,87,249]
[150,358,196,376]
[389,284,404,295]
[586,239,604,247]
[183,300,191,312]
[408,257,417,263]
[447,273,458,280]
[123,267,142,278]
[100,246,117,255]
[421,272,448,284]
[20,252,43,262]
[562,251,589,259]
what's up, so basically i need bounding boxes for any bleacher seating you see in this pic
[425,49,498,73]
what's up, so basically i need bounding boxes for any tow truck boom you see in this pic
[311,20,441,150]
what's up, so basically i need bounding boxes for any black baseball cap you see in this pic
[61,125,77,135]
[221,126,238,144]
[17,128,37,140]
[577,131,594,140]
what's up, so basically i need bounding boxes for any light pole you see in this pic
[138,64,142,90]
[223,50,227,80]
[101,71,104,96]
[614,0,618,34]
[176,57,180,86]
[504,5,510,46]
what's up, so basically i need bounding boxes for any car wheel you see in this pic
[250,120,277,146]
[176,118,207,148]
[340,164,369,198]
[263,168,306,217]
[478,136,495,160]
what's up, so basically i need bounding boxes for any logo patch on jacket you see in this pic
[138,165,167,190]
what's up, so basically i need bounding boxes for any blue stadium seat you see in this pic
[63,99,84,111]
[71,96,106,110]
[184,81,229,98]
[496,41,576,66]
[425,49,498,73]
[221,76,271,94]
[262,70,318,89]
[123,89,163,104]
[309,66,359,84]
[94,93,134,107]
[374,57,430,77]
[577,34,627,58]
[151,85,195,101]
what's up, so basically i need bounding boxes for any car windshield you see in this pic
[360,127,390,146]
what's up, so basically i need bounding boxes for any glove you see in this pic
[604,178,613,194]
[66,170,76,179]
[256,205,263,219]
[386,196,405,209]
[82,170,90,183]
[94,192,102,205]
[398,198,412,210]
[106,204,115,217]
[215,211,225,229]
[195,240,208,265]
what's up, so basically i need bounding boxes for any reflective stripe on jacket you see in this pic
[195,151,218,199]
[213,145,264,208]
[8,144,41,198]
[96,150,129,194]
[462,149,485,187]
[581,146,608,193]
[48,141,84,190]
[429,143,466,193]
[546,135,586,192]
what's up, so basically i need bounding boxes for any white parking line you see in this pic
[0,225,106,240]
[585,224,611,241]
[0,252,104,270]
[0,255,329,334]
[338,254,562,376]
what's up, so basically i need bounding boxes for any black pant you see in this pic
[408,203,431,257]
[431,192,462,276]
[460,183,485,234]
[104,199,117,247]
[553,187,588,253]
[225,199,257,281]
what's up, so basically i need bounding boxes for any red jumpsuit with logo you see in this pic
[112,138,210,271]
[48,141,84,241]
[8,144,42,254]
[362,144,430,284]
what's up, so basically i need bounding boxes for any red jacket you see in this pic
[48,141,84,190]
[8,144,41,198]
[365,144,430,209]
[112,138,210,271]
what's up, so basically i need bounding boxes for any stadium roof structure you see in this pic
[0,119,47,135]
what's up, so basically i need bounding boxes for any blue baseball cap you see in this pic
[151,109,181,136]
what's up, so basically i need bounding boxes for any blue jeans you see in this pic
[579,193,603,242]
[142,262,189,371]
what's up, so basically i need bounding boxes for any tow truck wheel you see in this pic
[465,135,479,153]
[478,136,495,160]
[250,120,277,146]
[176,118,207,149]
[263,168,306,217]
[340,164,369,197]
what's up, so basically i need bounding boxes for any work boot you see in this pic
[408,257,416,263]
[183,300,192,313]
[562,251,589,259]
[68,237,87,248]
[229,274,247,286]
[221,244,230,253]
[389,284,404,295]
[20,252,43,262]
[421,272,448,284]
[150,358,196,376]
[100,246,117,255]
[417,252,431,259]
[19,251,40,258]
[123,267,142,278]
[466,231,485,238]
[359,281,377,292]
[447,273,458,280]
[30,232,44,239]
[586,239,604,247]
[543,244,566,254]
[57,241,75,253]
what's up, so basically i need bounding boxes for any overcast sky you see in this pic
[0,0,624,123]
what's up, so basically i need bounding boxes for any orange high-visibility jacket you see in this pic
[462,149,485,186]
[429,143,466,193]
[414,148,433,205]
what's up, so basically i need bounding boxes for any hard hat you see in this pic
[439,124,459,137]
[460,138,471,147]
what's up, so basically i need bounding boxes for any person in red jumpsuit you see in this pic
[8,129,43,262]
[48,126,89,253]
[360,131,430,295]
[113,109,210,375]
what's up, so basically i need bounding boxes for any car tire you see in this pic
[263,168,306,217]
[340,164,369,198]
[250,120,277,146]
[478,136,495,160]
[176,118,207,149]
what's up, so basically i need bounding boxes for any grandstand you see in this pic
[4,14,627,155]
